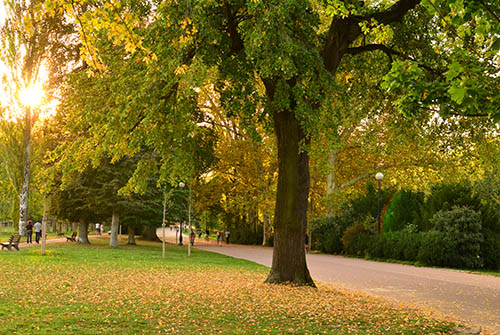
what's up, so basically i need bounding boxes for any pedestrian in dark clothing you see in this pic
[190,230,195,246]
[26,220,33,244]
[225,231,230,244]
[305,233,309,254]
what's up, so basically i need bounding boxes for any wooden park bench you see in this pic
[1,234,21,251]
[66,232,77,242]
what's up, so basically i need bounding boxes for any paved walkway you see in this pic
[159,228,500,333]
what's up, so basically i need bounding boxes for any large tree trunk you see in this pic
[77,219,90,244]
[18,106,31,236]
[142,225,161,242]
[110,211,119,248]
[127,226,136,245]
[265,109,314,286]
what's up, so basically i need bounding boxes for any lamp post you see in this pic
[178,182,185,246]
[375,172,384,233]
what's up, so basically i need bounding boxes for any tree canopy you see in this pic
[0,0,497,285]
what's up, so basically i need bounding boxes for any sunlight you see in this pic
[19,84,44,107]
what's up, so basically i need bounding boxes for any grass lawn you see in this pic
[0,239,459,334]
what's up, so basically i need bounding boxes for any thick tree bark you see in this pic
[227,0,421,287]
[141,225,161,242]
[110,211,119,248]
[18,107,31,236]
[77,219,90,244]
[265,109,314,286]
[127,226,136,245]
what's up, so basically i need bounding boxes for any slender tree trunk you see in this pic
[18,106,31,236]
[142,225,161,242]
[41,198,48,255]
[265,109,314,286]
[11,196,19,233]
[77,219,90,244]
[262,210,271,246]
[326,151,337,216]
[110,211,119,248]
[127,226,136,245]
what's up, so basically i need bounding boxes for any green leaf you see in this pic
[446,62,462,81]
[449,84,466,104]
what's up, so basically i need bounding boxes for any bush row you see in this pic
[346,207,498,269]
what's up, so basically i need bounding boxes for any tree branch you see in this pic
[346,44,398,62]
[224,0,244,55]
[322,0,421,74]
[346,44,444,76]
[476,0,500,24]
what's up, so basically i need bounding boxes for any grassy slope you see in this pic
[0,240,457,334]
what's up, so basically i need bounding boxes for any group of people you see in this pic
[185,229,231,246]
[25,220,42,244]
[216,230,230,245]
[95,223,105,235]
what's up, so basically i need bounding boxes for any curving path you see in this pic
[158,228,500,333]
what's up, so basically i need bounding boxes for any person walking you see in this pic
[205,229,209,241]
[26,220,33,244]
[34,221,42,244]
[305,233,309,254]
[96,223,101,235]
[225,231,230,244]
[216,231,221,246]
[190,230,195,246]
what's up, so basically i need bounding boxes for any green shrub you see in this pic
[481,232,500,270]
[367,228,421,261]
[310,208,357,254]
[419,207,484,269]
[310,216,345,254]
[349,231,373,257]
[342,221,374,256]
[421,182,481,231]
[230,225,263,245]
[349,184,392,223]
[417,231,457,267]
[366,234,384,258]
[400,231,421,261]
[383,190,425,232]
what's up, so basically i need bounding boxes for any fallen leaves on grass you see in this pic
[0,243,458,334]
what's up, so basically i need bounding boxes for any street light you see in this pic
[375,172,384,233]
[178,182,185,246]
